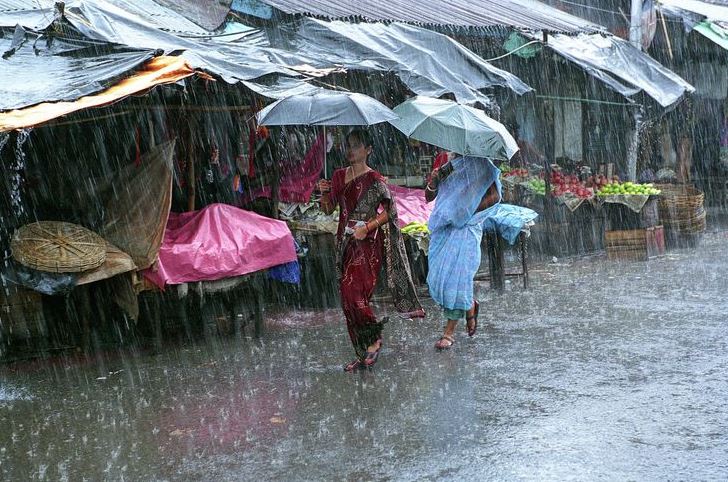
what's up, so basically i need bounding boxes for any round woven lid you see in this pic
[11,221,106,273]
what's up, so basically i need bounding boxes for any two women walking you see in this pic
[318,129,501,370]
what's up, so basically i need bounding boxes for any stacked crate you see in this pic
[603,197,664,261]
[605,226,666,261]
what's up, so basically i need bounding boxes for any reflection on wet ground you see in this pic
[1,232,727,480]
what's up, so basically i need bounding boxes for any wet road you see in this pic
[1,232,728,481]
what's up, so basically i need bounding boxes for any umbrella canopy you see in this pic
[389,96,519,160]
[256,90,398,126]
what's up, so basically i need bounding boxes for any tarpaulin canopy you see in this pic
[270,19,533,105]
[543,33,695,107]
[0,26,157,111]
[659,0,728,50]
[242,77,322,100]
[0,56,197,132]
[694,21,728,50]
[659,0,728,26]
[1,1,531,127]
[0,0,57,30]
[142,203,298,288]
[0,1,299,117]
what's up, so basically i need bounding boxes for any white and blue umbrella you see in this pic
[389,96,519,160]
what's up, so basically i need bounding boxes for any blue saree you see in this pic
[427,156,502,312]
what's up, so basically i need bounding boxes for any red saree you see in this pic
[330,168,423,359]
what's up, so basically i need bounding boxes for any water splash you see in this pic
[0,384,33,402]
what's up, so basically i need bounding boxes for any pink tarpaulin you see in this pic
[143,203,297,288]
[249,133,326,203]
[389,184,432,227]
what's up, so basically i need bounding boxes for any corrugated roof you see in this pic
[152,0,232,31]
[0,0,216,35]
[0,0,55,30]
[254,0,603,33]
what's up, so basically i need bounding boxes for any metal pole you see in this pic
[630,0,643,50]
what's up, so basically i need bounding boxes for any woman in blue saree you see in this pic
[426,155,502,349]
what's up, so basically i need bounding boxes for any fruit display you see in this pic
[502,168,529,179]
[401,221,429,235]
[548,171,593,199]
[586,174,620,191]
[596,182,661,196]
[526,179,546,195]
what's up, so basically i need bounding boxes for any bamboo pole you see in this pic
[659,7,674,60]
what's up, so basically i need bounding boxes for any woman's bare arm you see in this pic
[425,167,440,203]
[317,179,335,214]
[476,182,500,212]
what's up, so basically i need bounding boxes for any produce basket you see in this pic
[654,184,706,235]
[11,221,106,273]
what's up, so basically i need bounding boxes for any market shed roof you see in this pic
[250,0,604,33]
[658,0,728,51]
[152,0,233,31]
[0,1,533,129]
[660,0,728,25]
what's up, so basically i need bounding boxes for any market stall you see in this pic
[139,202,300,338]
[499,160,671,259]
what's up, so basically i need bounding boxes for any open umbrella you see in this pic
[256,90,399,173]
[256,90,398,126]
[388,96,519,160]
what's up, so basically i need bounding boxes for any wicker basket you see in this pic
[11,221,106,273]
[655,184,706,235]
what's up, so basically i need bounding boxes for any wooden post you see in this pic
[486,232,505,292]
[186,116,196,212]
[540,95,556,255]
[253,285,264,338]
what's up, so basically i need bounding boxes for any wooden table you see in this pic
[477,231,530,291]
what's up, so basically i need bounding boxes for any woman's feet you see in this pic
[435,319,458,350]
[344,338,383,371]
[434,334,455,349]
[363,338,383,368]
[343,359,363,372]
[466,301,479,337]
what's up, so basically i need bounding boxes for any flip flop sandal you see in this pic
[466,300,479,337]
[435,334,455,350]
[363,339,383,368]
[343,359,363,372]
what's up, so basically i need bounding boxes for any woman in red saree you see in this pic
[318,129,424,371]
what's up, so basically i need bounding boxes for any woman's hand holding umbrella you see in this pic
[316,179,332,193]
